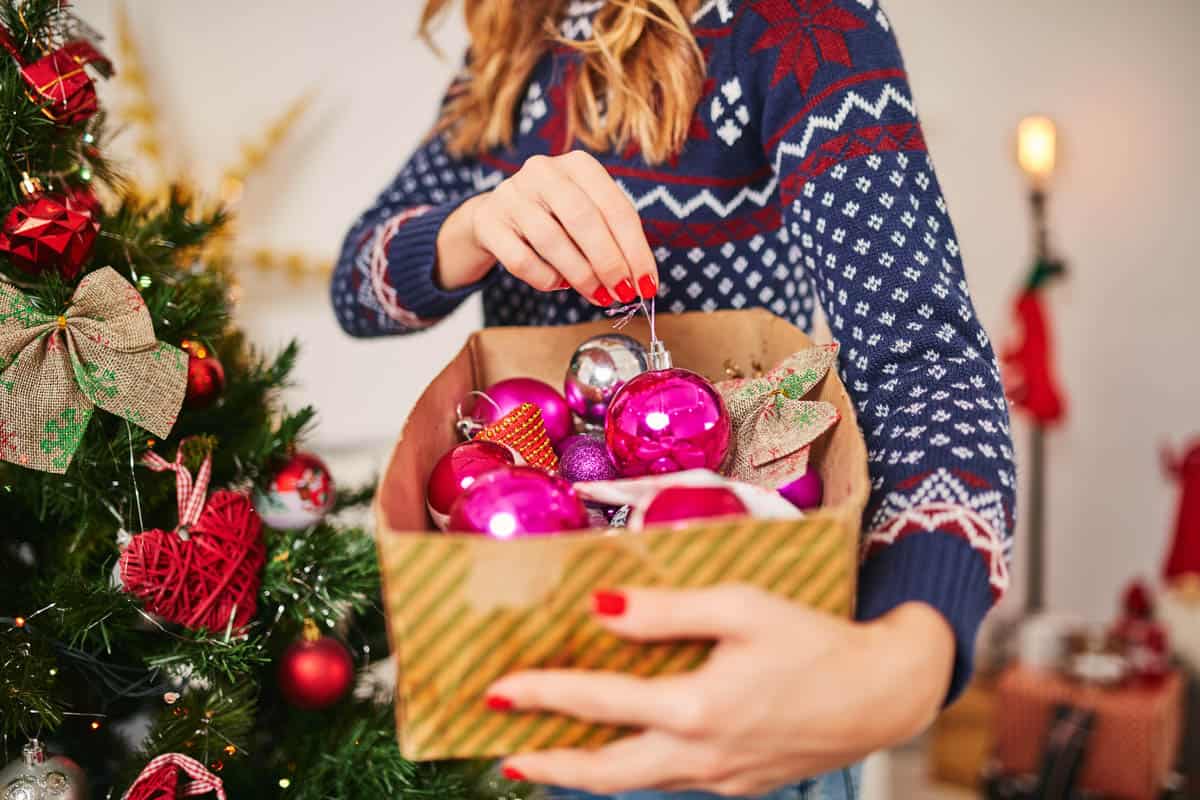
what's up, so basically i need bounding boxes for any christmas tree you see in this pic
[0,3,526,797]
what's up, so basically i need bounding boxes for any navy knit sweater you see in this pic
[332,0,1015,702]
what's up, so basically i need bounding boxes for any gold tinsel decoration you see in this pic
[113,3,334,280]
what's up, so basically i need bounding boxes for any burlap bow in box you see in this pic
[0,267,187,473]
[716,344,841,489]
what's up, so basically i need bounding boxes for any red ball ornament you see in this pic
[448,465,589,537]
[278,620,355,710]
[639,486,748,530]
[180,340,225,410]
[254,452,336,530]
[0,193,98,278]
[426,440,519,530]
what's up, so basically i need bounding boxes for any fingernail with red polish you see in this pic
[593,589,627,616]
[486,695,514,711]
[614,279,637,304]
[592,286,614,307]
[637,275,657,299]
[502,765,527,782]
[556,279,571,290]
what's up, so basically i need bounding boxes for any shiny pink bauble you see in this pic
[778,470,823,510]
[448,465,590,538]
[426,440,518,518]
[475,378,572,444]
[642,486,748,528]
[605,368,731,477]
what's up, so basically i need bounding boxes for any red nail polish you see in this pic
[614,279,636,304]
[593,589,627,616]
[486,695,514,711]
[502,765,527,782]
[592,286,614,307]
[556,279,571,290]
[637,274,657,298]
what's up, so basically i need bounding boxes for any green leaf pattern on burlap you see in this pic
[0,268,187,473]
[716,344,843,489]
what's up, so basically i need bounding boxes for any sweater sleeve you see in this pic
[331,73,490,337]
[735,0,1016,703]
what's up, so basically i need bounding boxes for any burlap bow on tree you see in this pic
[0,267,187,473]
[716,344,842,489]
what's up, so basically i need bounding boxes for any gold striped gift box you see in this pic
[376,309,870,760]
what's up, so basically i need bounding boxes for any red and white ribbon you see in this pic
[141,440,212,530]
[123,752,226,800]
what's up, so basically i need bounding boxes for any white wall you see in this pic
[73,0,1200,621]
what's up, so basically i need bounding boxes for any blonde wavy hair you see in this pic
[420,0,705,165]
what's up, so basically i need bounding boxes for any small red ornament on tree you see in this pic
[254,452,336,530]
[278,619,355,710]
[180,339,225,410]
[0,30,112,125]
[0,190,99,279]
[119,442,264,632]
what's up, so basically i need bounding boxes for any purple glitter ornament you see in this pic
[447,465,589,538]
[558,434,619,483]
[605,367,731,477]
[470,378,572,445]
[778,470,823,510]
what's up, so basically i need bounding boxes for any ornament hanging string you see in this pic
[141,440,212,531]
[608,297,669,369]
[123,752,227,800]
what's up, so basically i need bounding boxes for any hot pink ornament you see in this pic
[426,440,518,529]
[605,368,731,477]
[448,465,590,538]
[641,486,748,528]
[778,470,823,510]
[472,378,572,445]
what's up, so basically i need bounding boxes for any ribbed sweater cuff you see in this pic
[385,197,488,320]
[855,531,993,707]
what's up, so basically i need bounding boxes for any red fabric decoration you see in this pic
[476,402,559,472]
[123,753,226,800]
[0,193,98,278]
[1162,439,1200,583]
[1001,289,1066,425]
[119,443,264,632]
[0,31,113,124]
[1122,579,1154,620]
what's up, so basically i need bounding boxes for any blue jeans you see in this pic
[545,765,861,800]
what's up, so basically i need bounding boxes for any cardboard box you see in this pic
[375,309,870,760]
[928,675,997,788]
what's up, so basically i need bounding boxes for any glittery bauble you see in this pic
[180,340,225,410]
[564,334,648,425]
[641,486,748,529]
[448,465,589,538]
[473,378,572,444]
[426,440,518,529]
[605,368,731,477]
[0,740,86,800]
[778,470,823,510]
[254,452,336,530]
[558,434,618,483]
[278,624,355,710]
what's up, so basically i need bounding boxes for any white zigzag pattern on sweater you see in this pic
[691,0,736,24]
[613,85,915,220]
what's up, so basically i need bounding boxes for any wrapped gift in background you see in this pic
[373,310,870,760]
[993,664,1183,800]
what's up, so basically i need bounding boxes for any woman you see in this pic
[333,1,1015,797]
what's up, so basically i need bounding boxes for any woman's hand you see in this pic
[436,151,658,305]
[486,586,955,797]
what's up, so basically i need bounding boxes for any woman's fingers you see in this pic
[487,669,701,733]
[503,185,603,301]
[502,731,698,796]
[559,150,659,298]
[516,155,634,303]
[474,211,564,293]
[591,584,799,643]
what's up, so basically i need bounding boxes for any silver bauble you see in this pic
[0,741,86,800]
[564,334,648,425]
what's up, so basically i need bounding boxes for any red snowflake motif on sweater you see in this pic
[750,0,866,95]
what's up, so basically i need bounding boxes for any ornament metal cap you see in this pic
[18,172,43,197]
[648,339,672,370]
[23,739,46,766]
